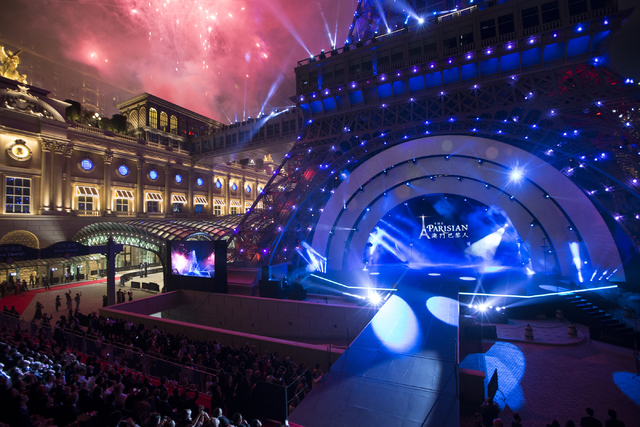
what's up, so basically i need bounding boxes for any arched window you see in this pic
[170,115,178,134]
[128,110,138,129]
[160,112,168,130]
[139,107,146,127]
[149,108,158,129]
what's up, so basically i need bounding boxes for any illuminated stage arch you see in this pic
[312,135,624,281]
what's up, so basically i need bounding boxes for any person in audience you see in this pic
[481,397,500,427]
[605,409,625,427]
[581,408,603,427]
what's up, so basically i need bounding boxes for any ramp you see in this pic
[290,275,459,427]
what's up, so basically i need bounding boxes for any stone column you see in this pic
[188,168,194,215]
[207,172,213,216]
[137,159,145,215]
[52,141,65,211]
[63,143,74,213]
[41,139,53,212]
[255,178,260,207]
[240,176,246,214]
[225,174,231,215]
[164,164,172,215]
[103,150,113,214]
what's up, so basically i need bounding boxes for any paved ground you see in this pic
[2,271,165,325]
[494,318,586,346]
[460,330,640,427]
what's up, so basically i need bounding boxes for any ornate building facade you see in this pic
[0,73,275,253]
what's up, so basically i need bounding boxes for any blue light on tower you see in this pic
[118,165,129,176]
[175,174,182,183]
[149,170,158,180]
[196,178,203,187]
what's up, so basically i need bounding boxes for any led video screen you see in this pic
[170,241,216,278]
[365,195,528,270]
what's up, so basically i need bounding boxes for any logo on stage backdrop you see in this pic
[419,215,469,239]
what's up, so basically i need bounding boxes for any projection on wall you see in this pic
[364,195,528,271]
[170,241,216,277]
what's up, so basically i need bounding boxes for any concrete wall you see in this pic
[109,290,376,342]
[99,291,347,368]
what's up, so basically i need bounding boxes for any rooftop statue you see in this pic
[1,45,28,84]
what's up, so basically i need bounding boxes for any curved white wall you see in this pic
[311,135,623,281]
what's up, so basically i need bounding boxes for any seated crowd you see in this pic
[0,309,325,427]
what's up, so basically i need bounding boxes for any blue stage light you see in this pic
[510,168,523,182]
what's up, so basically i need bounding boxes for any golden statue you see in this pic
[1,45,28,84]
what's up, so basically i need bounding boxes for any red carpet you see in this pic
[0,277,119,315]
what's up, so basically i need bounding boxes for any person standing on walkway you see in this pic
[34,301,44,320]
[30,273,35,288]
[55,295,61,312]
[74,292,82,310]
[65,290,72,311]
[43,276,51,291]
[64,271,69,283]
[128,291,133,302]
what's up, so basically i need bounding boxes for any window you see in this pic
[480,19,496,40]
[214,205,222,216]
[423,36,436,53]
[160,112,168,130]
[170,115,178,134]
[128,110,138,129]
[80,158,94,171]
[521,6,540,29]
[145,192,163,202]
[230,206,238,215]
[459,26,474,46]
[541,1,560,23]
[116,199,129,212]
[568,0,588,16]
[147,201,159,213]
[76,186,98,197]
[139,107,146,127]
[195,204,204,214]
[361,55,373,72]
[6,177,31,213]
[390,47,403,63]
[408,42,421,58]
[172,203,183,213]
[498,14,515,35]
[443,30,457,50]
[149,108,158,129]
[115,189,135,199]
[77,196,94,211]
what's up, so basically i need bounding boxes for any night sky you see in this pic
[0,0,638,123]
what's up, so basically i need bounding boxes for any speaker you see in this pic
[214,240,228,293]
[261,265,270,280]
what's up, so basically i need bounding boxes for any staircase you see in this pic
[564,293,639,349]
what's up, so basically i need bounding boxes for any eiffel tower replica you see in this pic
[228,0,639,286]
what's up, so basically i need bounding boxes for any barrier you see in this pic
[131,281,141,289]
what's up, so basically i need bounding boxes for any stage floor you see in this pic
[290,271,460,427]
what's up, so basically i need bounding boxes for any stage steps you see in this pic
[563,294,639,349]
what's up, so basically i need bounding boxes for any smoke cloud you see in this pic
[0,0,350,122]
